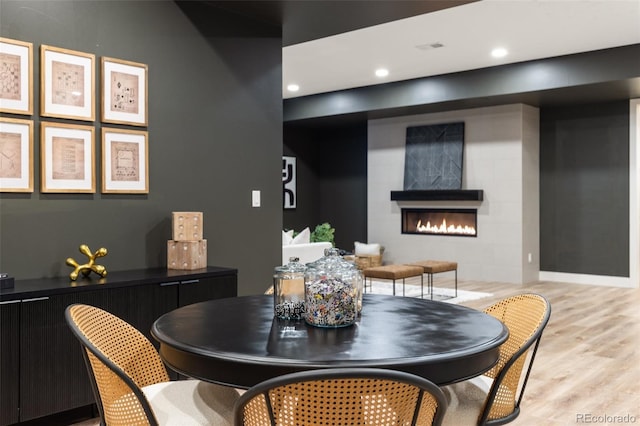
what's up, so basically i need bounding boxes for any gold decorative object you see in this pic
[66,244,108,280]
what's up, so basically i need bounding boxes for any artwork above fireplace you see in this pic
[402,208,477,237]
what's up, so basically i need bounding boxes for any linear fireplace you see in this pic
[402,208,477,237]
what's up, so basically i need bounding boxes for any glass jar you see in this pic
[273,257,307,320]
[304,248,362,327]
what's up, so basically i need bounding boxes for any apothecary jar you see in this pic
[304,248,363,327]
[273,257,307,320]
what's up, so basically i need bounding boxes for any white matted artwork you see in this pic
[282,156,296,209]
[40,45,95,121]
[0,37,33,115]
[102,127,148,194]
[101,57,147,126]
[0,117,33,192]
[40,122,95,193]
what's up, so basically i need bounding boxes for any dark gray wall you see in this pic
[283,126,321,233]
[283,122,367,251]
[540,101,629,276]
[0,0,282,295]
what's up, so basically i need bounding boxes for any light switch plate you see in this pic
[252,190,261,207]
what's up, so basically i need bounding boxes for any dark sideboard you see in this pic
[0,266,237,425]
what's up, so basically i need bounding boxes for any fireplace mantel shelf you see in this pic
[391,190,484,202]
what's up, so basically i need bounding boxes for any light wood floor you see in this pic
[455,279,640,425]
[65,279,639,426]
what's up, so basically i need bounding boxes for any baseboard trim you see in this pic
[539,271,636,288]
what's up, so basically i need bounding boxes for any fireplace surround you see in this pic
[402,208,477,237]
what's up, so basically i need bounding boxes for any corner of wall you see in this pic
[522,105,540,283]
[629,99,640,288]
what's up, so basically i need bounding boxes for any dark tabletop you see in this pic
[152,294,508,388]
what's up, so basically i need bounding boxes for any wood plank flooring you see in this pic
[61,279,639,426]
[455,279,640,425]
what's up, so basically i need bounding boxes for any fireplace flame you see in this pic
[416,219,476,236]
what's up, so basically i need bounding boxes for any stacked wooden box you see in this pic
[167,211,207,270]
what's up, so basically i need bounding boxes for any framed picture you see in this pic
[0,117,33,192]
[41,122,95,193]
[41,45,95,121]
[282,156,296,209]
[102,127,148,194]
[404,122,464,190]
[0,37,33,115]
[101,57,147,126]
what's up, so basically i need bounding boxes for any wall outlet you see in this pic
[252,190,261,207]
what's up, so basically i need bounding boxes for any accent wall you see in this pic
[0,0,283,295]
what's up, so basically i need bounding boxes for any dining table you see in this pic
[151,293,508,389]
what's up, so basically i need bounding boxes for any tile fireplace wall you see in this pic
[367,104,540,284]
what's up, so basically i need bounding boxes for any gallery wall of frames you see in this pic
[0,37,149,194]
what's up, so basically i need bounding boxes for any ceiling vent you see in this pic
[415,42,444,51]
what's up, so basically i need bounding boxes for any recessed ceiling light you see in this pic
[287,84,300,92]
[491,47,508,58]
[375,68,389,78]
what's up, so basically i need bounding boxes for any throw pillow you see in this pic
[291,227,311,244]
[282,229,294,246]
[354,241,381,256]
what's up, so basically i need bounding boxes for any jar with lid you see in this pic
[304,248,363,327]
[273,257,307,320]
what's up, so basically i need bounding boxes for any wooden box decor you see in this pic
[168,211,206,270]
[167,240,207,270]
[172,211,203,241]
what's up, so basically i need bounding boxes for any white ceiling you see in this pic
[283,0,640,99]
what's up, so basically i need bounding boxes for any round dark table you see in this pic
[151,294,508,388]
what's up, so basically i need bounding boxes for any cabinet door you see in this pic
[107,282,176,349]
[178,274,237,307]
[0,301,20,426]
[19,291,107,422]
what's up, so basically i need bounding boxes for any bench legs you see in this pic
[365,275,424,297]
[426,269,457,300]
[396,275,424,297]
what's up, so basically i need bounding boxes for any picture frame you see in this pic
[282,156,296,209]
[41,122,95,193]
[102,127,148,194]
[41,45,95,121]
[0,117,33,192]
[101,57,148,126]
[0,37,33,115]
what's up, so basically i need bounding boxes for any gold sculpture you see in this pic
[66,244,108,280]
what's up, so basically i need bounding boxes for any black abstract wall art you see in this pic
[403,122,465,190]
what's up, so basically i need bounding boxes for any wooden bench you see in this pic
[405,260,457,300]
[362,264,424,297]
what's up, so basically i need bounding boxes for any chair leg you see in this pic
[392,279,396,296]
[420,274,424,299]
[402,278,406,296]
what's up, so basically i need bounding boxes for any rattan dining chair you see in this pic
[65,304,241,426]
[234,367,448,426]
[441,293,551,426]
